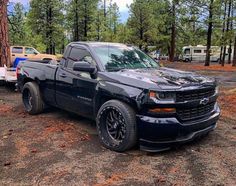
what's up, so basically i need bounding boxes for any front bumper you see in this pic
[137,104,220,152]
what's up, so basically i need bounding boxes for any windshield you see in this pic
[93,44,159,71]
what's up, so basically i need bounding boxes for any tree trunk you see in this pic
[205,0,214,66]
[233,34,236,67]
[104,0,106,18]
[73,0,79,41]
[138,4,143,50]
[45,3,55,55]
[222,0,232,66]
[0,0,10,67]
[228,0,233,64]
[219,0,227,64]
[169,2,176,62]
[83,0,88,40]
[233,35,236,66]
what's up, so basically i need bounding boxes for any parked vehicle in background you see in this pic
[180,45,234,62]
[10,46,57,66]
[149,50,160,60]
[0,65,17,84]
[17,42,220,152]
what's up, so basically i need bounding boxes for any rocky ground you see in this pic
[0,62,235,186]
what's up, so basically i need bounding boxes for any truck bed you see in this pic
[17,60,59,89]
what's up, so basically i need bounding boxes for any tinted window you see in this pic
[194,50,202,53]
[67,47,94,69]
[25,47,38,54]
[12,47,23,54]
[93,45,159,72]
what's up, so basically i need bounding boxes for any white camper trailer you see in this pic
[181,45,234,62]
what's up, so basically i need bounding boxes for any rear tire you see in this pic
[96,100,137,152]
[22,82,45,115]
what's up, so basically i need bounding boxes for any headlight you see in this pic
[149,91,176,101]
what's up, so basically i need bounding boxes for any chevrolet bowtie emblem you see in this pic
[200,98,210,105]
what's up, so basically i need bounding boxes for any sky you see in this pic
[9,0,133,22]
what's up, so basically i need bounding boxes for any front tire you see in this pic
[22,82,45,115]
[96,100,137,152]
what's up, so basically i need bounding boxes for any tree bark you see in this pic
[73,0,79,41]
[219,0,227,64]
[169,1,176,62]
[228,0,233,64]
[46,2,55,55]
[83,0,88,40]
[233,35,236,66]
[103,0,106,18]
[0,0,10,67]
[222,0,232,66]
[205,0,214,66]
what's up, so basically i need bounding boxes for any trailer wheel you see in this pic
[96,100,137,152]
[22,82,44,115]
[0,80,5,86]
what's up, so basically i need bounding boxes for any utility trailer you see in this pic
[0,65,17,85]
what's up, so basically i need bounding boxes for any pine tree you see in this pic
[127,0,155,51]
[67,0,98,41]
[8,2,26,45]
[28,0,64,54]
[0,0,10,67]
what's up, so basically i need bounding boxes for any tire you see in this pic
[22,82,45,115]
[0,80,5,86]
[96,100,137,152]
[185,58,191,63]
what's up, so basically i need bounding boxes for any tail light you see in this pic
[16,67,21,79]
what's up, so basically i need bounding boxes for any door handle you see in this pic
[12,54,15,56]
[24,55,28,57]
[59,73,67,78]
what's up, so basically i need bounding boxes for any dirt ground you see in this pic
[0,62,236,186]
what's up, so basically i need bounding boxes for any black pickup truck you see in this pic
[17,42,220,152]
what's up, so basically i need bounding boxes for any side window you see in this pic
[67,47,95,70]
[194,50,202,54]
[12,47,23,54]
[25,47,37,54]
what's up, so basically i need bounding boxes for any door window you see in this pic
[12,47,23,54]
[67,47,95,69]
[25,47,38,54]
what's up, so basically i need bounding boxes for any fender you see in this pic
[94,81,147,116]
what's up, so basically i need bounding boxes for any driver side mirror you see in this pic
[73,61,97,74]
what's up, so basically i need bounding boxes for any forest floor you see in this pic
[0,62,236,186]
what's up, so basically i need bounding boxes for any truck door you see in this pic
[56,46,98,118]
[24,47,39,59]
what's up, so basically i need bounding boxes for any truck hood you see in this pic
[108,67,216,90]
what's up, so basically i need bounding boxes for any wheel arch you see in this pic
[94,82,144,116]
